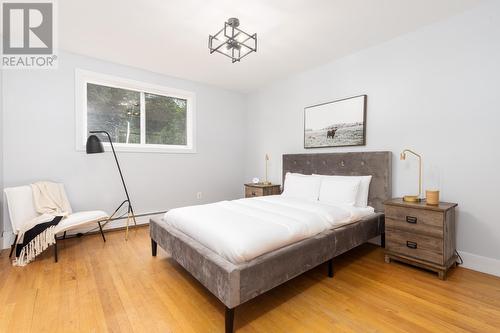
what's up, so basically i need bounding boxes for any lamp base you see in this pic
[103,199,137,241]
[403,195,422,203]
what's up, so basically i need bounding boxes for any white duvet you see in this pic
[163,195,374,264]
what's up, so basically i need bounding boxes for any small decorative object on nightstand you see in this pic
[426,190,440,206]
[400,149,423,202]
[384,198,458,280]
[244,183,280,198]
[264,154,271,185]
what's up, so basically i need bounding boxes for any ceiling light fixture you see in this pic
[208,18,257,63]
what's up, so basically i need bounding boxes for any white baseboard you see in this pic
[1,213,163,249]
[370,237,500,278]
[458,251,500,277]
[97,213,156,231]
[368,235,382,246]
[4,221,499,278]
[3,232,15,250]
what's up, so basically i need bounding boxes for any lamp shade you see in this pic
[86,134,104,154]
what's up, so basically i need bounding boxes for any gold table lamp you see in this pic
[400,149,422,202]
[264,154,271,185]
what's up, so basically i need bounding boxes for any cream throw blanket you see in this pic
[14,181,72,266]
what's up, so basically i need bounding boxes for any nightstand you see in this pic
[384,198,458,280]
[244,183,281,198]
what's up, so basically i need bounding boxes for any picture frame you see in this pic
[304,95,367,148]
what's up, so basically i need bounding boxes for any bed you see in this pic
[149,151,392,333]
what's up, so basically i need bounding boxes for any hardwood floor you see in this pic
[1,226,499,333]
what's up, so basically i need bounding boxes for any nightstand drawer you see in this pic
[244,184,281,198]
[385,205,444,226]
[386,228,444,265]
[385,217,443,237]
[245,187,264,197]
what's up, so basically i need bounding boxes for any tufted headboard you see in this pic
[282,151,392,212]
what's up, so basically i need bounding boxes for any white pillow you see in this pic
[313,174,372,207]
[318,177,360,206]
[282,173,321,201]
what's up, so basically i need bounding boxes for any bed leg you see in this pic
[381,231,386,248]
[225,307,234,333]
[328,259,334,278]
[151,238,157,257]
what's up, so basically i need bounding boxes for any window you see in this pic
[76,69,196,153]
[87,83,141,144]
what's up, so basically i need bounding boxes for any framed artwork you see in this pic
[304,95,366,148]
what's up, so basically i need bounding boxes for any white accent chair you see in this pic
[4,185,109,262]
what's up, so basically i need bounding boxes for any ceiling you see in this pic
[58,0,482,93]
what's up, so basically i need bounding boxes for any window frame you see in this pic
[75,69,196,153]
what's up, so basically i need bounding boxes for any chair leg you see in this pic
[9,235,18,258]
[54,238,58,263]
[98,221,106,242]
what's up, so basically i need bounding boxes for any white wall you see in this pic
[2,2,499,276]
[245,1,500,274]
[0,64,4,247]
[2,51,247,247]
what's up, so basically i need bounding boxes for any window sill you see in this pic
[76,143,197,154]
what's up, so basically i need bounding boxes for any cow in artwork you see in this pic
[327,129,337,139]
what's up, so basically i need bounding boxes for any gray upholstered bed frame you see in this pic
[150,151,392,333]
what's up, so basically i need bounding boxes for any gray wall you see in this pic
[2,51,246,247]
[245,1,500,264]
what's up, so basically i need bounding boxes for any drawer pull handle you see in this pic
[406,216,417,224]
[251,191,256,196]
[406,241,417,249]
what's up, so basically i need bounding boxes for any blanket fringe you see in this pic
[13,226,57,267]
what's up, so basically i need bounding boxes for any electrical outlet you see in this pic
[196,192,202,199]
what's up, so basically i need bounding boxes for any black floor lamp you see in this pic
[86,130,137,240]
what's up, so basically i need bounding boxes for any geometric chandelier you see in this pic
[208,18,257,63]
